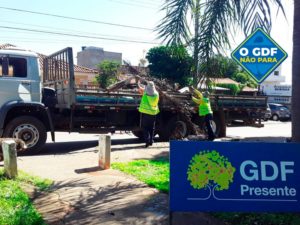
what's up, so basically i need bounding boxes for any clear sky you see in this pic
[0,0,294,83]
[0,0,163,63]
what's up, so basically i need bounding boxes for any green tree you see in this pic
[157,1,284,87]
[96,60,120,88]
[200,55,240,79]
[232,72,257,88]
[146,45,193,86]
[199,55,257,90]
[232,72,248,84]
[187,150,235,191]
[215,83,242,95]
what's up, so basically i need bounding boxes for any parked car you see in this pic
[268,103,291,121]
[263,104,272,121]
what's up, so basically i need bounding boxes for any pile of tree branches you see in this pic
[108,63,204,138]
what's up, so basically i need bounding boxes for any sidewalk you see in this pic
[20,138,225,225]
[30,169,168,225]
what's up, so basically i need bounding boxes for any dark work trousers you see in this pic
[141,113,156,145]
[200,113,215,140]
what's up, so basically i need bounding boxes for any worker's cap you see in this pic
[147,81,155,87]
[145,81,157,96]
[203,91,210,97]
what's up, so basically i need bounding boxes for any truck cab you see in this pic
[0,48,52,153]
[0,49,41,106]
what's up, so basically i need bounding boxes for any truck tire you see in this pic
[201,116,221,138]
[132,130,144,140]
[272,114,279,121]
[211,117,221,137]
[3,116,47,154]
[158,118,188,141]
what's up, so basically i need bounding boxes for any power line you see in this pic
[126,0,159,6]
[0,20,151,40]
[0,6,153,31]
[0,36,139,45]
[0,25,159,44]
[108,0,157,9]
[123,0,162,5]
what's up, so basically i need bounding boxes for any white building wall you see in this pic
[260,65,292,96]
[259,65,292,106]
[77,46,122,70]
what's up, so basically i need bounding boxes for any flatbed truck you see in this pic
[0,47,268,153]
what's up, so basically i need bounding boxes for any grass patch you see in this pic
[213,212,300,225]
[0,168,53,225]
[112,159,300,225]
[112,158,169,192]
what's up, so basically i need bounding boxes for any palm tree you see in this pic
[157,0,284,87]
[292,1,300,142]
[157,0,300,142]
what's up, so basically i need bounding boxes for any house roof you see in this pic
[0,43,16,49]
[37,53,98,74]
[212,78,240,85]
[0,43,98,74]
[242,86,258,92]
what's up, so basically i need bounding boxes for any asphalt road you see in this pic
[31,120,290,159]
[14,120,291,180]
[42,120,291,154]
[226,120,291,142]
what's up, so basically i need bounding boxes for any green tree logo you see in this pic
[187,150,236,192]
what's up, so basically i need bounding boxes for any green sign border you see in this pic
[231,28,288,83]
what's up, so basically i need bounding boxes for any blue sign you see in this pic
[170,141,300,212]
[231,28,287,83]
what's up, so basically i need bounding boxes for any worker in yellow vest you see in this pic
[138,81,160,147]
[191,87,215,141]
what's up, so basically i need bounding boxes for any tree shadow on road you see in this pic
[26,137,164,156]
[31,174,225,225]
[31,176,169,225]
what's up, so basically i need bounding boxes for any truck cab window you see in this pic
[0,57,8,76]
[0,57,27,77]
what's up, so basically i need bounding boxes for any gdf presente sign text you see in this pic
[240,160,296,197]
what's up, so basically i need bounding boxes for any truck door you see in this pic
[0,55,38,106]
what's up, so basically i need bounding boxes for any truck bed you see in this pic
[75,87,267,110]
[42,47,267,112]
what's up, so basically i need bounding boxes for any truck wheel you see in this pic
[210,120,217,135]
[132,130,144,140]
[159,118,188,141]
[202,117,221,137]
[3,116,47,154]
[170,120,187,139]
[272,114,279,121]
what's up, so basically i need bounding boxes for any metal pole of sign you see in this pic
[169,211,173,225]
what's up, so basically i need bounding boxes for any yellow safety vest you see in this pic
[199,97,212,116]
[139,93,160,115]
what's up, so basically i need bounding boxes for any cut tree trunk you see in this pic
[292,2,300,142]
